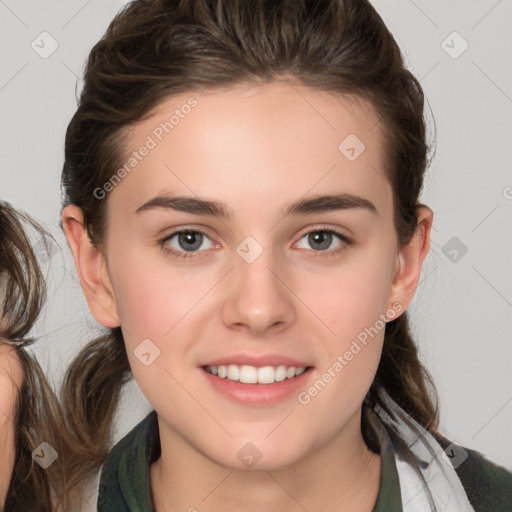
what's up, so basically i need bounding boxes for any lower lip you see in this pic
[200,366,314,406]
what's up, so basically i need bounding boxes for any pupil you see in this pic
[179,232,202,251]
[310,231,331,251]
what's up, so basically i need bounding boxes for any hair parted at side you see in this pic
[61,0,438,491]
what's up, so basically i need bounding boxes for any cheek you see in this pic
[110,251,198,342]
[107,250,213,391]
[300,253,394,342]
[296,270,388,420]
[296,250,393,394]
[110,258,192,405]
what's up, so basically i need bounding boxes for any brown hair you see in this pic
[0,201,72,511]
[61,0,438,494]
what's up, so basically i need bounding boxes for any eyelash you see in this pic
[159,226,352,260]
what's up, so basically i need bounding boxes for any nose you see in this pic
[221,246,296,338]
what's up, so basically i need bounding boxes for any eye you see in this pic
[160,229,215,259]
[295,227,351,257]
[159,226,352,260]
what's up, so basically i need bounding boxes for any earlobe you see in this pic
[61,204,120,328]
[388,206,433,313]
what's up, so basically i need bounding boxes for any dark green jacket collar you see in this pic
[98,410,512,512]
[98,411,160,511]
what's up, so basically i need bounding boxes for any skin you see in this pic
[63,80,432,511]
[0,342,23,508]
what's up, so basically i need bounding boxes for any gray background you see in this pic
[1,0,511,477]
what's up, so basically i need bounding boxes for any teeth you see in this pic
[227,364,240,381]
[205,364,307,384]
[275,365,287,382]
[240,365,258,384]
[256,366,274,384]
[286,367,295,379]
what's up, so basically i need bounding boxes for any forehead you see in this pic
[109,81,391,220]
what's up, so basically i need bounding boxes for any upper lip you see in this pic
[202,353,312,368]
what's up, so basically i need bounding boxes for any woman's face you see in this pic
[77,81,422,469]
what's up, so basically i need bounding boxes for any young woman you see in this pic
[60,0,512,510]
[0,201,71,511]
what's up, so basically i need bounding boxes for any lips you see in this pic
[198,353,314,404]
[200,363,314,405]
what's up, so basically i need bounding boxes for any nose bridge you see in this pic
[234,235,278,289]
[221,234,295,335]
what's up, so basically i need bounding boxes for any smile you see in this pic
[204,364,307,384]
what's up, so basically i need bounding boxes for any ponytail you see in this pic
[59,328,131,495]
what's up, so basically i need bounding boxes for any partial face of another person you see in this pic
[0,342,23,506]
[65,81,430,470]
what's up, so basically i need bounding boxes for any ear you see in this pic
[61,204,120,328]
[387,205,433,313]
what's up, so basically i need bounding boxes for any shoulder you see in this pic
[435,434,512,512]
[458,446,512,512]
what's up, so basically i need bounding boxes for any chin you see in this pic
[201,436,309,472]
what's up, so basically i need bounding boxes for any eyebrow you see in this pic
[135,193,378,218]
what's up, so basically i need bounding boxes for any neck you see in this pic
[151,410,381,512]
